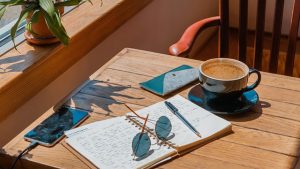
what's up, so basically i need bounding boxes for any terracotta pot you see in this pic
[24,4,64,45]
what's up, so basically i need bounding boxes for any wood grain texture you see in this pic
[269,0,284,73]
[159,154,254,169]
[107,49,300,90]
[191,140,295,169]
[254,0,266,70]
[2,48,300,169]
[285,0,300,75]
[0,0,151,121]
[219,0,229,58]
[238,0,248,63]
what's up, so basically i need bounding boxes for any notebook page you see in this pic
[65,116,175,169]
[127,95,231,147]
[65,121,100,137]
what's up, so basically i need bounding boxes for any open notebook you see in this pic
[64,95,232,169]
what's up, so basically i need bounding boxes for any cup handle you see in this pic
[243,68,261,92]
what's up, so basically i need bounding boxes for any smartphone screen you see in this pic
[24,107,89,146]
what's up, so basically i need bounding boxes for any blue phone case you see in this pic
[140,65,198,96]
[24,107,89,146]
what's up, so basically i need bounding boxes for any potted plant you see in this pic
[0,0,97,48]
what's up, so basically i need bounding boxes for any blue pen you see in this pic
[164,101,202,137]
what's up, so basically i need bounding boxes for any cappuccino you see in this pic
[199,58,261,97]
[202,62,246,80]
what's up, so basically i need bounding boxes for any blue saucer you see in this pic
[188,84,259,115]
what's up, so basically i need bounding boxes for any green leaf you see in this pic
[25,23,38,36]
[30,9,40,23]
[11,3,37,50]
[0,0,18,6]
[40,0,70,45]
[12,1,36,6]
[54,0,82,7]
[54,0,97,7]
[42,9,69,45]
[11,14,27,50]
[11,0,23,5]
[0,6,7,20]
[39,0,55,17]
[0,0,24,6]
[25,9,40,36]
[54,9,63,29]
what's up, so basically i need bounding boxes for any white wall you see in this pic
[229,0,298,36]
[0,0,218,146]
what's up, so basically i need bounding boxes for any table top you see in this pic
[1,48,300,169]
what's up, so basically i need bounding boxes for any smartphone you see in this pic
[24,107,89,146]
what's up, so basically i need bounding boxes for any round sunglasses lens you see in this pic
[132,133,151,158]
[155,116,172,140]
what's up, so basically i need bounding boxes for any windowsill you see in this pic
[0,6,75,55]
[0,0,151,120]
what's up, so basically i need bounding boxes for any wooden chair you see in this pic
[169,0,300,76]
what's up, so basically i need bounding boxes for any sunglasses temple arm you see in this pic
[141,114,149,134]
[124,104,147,120]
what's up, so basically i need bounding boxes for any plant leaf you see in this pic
[0,6,7,20]
[30,9,40,23]
[0,0,18,6]
[40,0,70,45]
[54,0,97,7]
[11,3,37,50]
[54,0,82,7]
[25,9,40,36]
[12,1,36,6]
[39,0,55,17]
[42,9,69,45]
[25,22,38,36]
[0,0,25,6]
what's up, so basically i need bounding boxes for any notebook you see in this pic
[64,95,232,169]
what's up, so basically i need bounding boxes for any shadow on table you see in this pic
[0,148,11,169]
[67,80,144,117]
[220,100,271,122]
[0,45,57,74]
[0,54,28,73]
[187,83,271,122]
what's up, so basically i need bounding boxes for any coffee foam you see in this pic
[201,59,248,80]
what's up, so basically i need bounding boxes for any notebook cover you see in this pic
[139,65,198,96]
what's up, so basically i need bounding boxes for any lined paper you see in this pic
[65,116,174,169]
[127,95,231,147]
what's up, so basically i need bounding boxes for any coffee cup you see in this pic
[198,58,261,104]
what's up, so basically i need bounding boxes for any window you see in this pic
[0,6,23,53]
[0,6,21,28]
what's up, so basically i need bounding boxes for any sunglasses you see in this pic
[125,104,172,159]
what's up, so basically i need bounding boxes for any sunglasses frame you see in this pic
[125,104,173,159]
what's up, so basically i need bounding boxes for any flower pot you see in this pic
[24,6,64,45]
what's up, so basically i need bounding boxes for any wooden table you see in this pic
[1,48,300,169]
